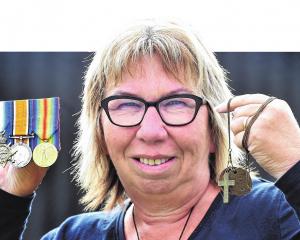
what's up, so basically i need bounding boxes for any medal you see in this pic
[33,142,58,167]
[0,97,61,168]
[9,100,33,168]
[227,167,252,196]
[30,98,60,167]
[0,132,14,167]
[10,142,32,168]
[219,167,252,197]
[0,144,12,166]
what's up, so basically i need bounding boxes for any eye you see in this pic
[161,98,191,109]
[109,99,143,111]
[118,102,141,109]
[160,97,196,113]
[164,100,188,107]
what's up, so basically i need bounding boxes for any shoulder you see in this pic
[195,178,299,239]
[229,178,299,237]
[41,205,126,240]
[232,177,285,212]
[249,177,282,201]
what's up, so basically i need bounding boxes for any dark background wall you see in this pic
[0,53,299,239]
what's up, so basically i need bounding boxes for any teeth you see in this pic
[139,158,169,166]
[149,159,154,165]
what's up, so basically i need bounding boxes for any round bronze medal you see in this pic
[33,142,58,167]
[228,167,252,196]
[10,142,32,168]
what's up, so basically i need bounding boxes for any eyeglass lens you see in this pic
[107,97,197,126]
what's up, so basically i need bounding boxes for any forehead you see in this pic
[105,55,196,96]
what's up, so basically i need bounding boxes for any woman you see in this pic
[1,20,300,239]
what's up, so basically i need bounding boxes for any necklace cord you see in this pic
[132,206,195,240]
[227,98,234,168]
[178,206,194,240]
[242,96,276,152]
[132,207,140,240]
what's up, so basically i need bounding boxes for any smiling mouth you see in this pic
[134,157,174,166]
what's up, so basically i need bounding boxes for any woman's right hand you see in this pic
[0,161,48,197]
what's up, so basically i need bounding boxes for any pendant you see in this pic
[227,167,252,196]
[10,142,32,168]
[33,142,58,167]
[218,168,235,204]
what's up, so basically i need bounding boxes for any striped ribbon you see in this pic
[0,97,60,150]
[14,100,30,144]
[0,100,13,145]
[29,97,60,150]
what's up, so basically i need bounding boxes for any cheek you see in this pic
[182,109,213,150]
[101,114,134,159]
[175,108,214,168]
[177,127,211,159]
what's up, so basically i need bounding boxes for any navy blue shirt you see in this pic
[1,161,300,240]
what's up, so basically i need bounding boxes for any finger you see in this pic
[232,104,261,119]
[231,116,252,135]
[215,94,269,113]
[233,131,245,149]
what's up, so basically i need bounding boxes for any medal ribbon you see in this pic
[13,100,30,144]
[0,100,13,145]
[30,97,60,150]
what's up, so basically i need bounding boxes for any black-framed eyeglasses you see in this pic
[100,94,207,127]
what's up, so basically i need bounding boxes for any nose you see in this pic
[136,106,168,143]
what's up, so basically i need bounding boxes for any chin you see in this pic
[142,181,174,194]
[129,178,177,196]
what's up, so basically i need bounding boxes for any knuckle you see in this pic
[252,93,268,101]
[266,99,288,119]
[232,108,239,117]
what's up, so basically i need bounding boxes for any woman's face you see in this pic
[101,55,215,198]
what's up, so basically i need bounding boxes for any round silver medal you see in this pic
[10,142,32,168]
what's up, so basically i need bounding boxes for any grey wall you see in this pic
[0,53,299,239]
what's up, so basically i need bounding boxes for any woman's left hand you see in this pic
[216,94,300,179]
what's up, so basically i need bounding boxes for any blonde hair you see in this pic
[73,20,242,211]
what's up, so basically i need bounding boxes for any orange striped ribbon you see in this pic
[13,100,29,144]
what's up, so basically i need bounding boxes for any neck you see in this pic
[124,181,219,240]
[132,204,195,240]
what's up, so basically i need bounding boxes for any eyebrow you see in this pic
[110,88,193,98]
